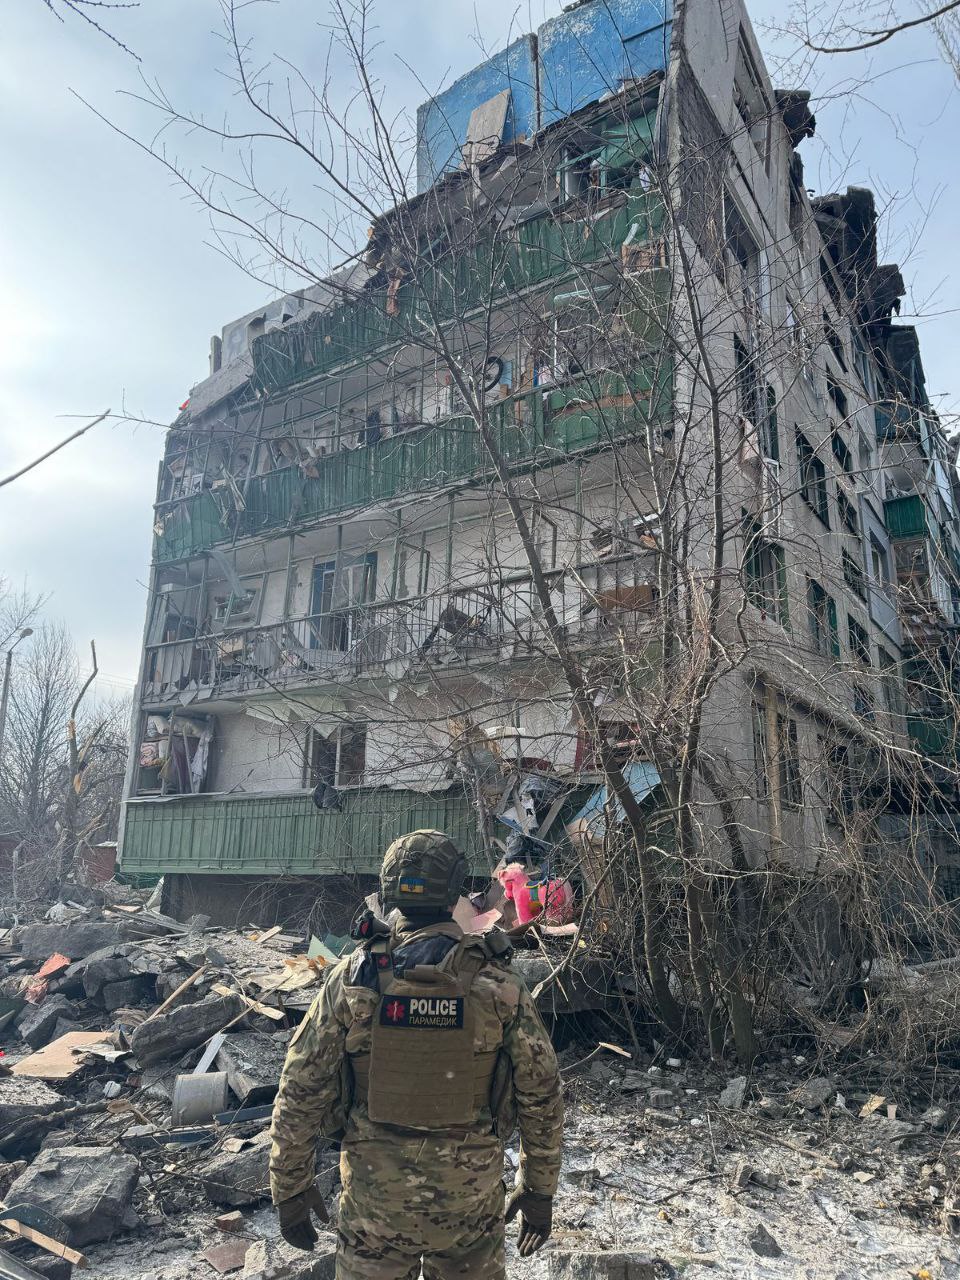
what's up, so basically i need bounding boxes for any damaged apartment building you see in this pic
[119,0,960,924]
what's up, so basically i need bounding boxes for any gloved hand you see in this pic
[277,1184,330,1251]
[504,1187,553,1256]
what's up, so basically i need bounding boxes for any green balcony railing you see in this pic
[251,188,665,395]
[907,714,957,759]
[884,494,928,541]
[120,786,487,878]
[154,359,672,563]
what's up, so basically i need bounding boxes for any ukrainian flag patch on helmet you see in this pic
[398,875,426,895]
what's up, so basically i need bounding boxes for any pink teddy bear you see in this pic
[497,863,574,925]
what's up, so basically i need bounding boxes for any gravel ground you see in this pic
[78,1056,960,1279]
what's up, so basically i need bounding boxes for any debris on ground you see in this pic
[2,877,960,1279]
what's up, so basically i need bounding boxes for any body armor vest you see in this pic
[351,933,500,1130]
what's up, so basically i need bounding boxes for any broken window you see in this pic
[755,706,802,808]
[743,517,788,624]
[847,614,871,665]
[831,426,852,475]
[733,34,771,162]
[877,646,905,717]
[837,487,859,536]
[760,386,780,461]
[306,724,367,790]
[807,577,840,658]
[734,334,761,428]
[827,377,849,421]
[843,549,867,601]
[777,714,803,808]
[309,553,378,651]
[824,313,847,371]
[796,432,829,525]
[869,536,891,590]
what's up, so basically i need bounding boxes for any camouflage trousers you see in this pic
[336,1133,505,1280]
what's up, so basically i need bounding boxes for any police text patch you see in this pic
[379,994,465,1029]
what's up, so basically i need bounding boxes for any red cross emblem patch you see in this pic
[386,1000,406,1023]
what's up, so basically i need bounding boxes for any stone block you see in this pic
[5,1144,139,1246]
[129,994,241,1066]
[20,922,120,962]
[242,1238,337,1280]
[201,1141,271,1208]
[16,996,78,1050]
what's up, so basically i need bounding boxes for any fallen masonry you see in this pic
[2,880,960,1279]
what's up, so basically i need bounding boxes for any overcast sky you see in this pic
[1,0,958,695]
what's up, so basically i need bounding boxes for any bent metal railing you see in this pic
[142,555,658,704]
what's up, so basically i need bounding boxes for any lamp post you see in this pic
[0,628,33,761]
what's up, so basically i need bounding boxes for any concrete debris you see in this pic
[6,1145,140,1245]
[242,1239,337,1280]
[129,994,243,1066]
[19,922,121,961]
[14,996,78,1050]
[748,1223,783,1258]
[200,1136,272,1208]
[920,1106,949,1131]
[0,1080,66,1129]
[215,1211,247,1233]
[718,1076,748,1110]
[202,1238,253,1274]
[216,1033,290,1106]
[789,1077,837,1110]
[547,1252,672,1279]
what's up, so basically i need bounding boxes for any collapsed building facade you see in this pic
[119,0,960,927]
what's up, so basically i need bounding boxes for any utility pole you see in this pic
[0,627,33,760]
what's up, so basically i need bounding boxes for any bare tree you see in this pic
[114,0,960,1064]
[37,0,139,59]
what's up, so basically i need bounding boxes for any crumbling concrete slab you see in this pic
[129,994,242,1066]
[200,1140,271,1208]
[15,995,78,1050]
[5,1144,139,1245]
[102,977,153,1011]
[0,1079,65,1129]
[19,922,121,962]
[215,1032,288,1105]
[242,1238,336,1280]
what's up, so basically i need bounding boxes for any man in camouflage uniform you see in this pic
[270,829,564,1280]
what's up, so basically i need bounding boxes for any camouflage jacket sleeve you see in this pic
[502,978,564,1197]
[269,957,351,1205]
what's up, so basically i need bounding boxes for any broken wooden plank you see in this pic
[211,984,285,1022]
[252,926,282,945]
[11,1032,111,1081]
[142,966,207,1025]
[0,1205,86,1269]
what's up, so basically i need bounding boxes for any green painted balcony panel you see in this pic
[252,191,666,395]
[885,495,928,541]
[121,787,486,878]
[155,492,231,563]
[153,360,673,563]
[907,714,956,758]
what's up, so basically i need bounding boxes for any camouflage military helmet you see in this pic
[380,829,467,911]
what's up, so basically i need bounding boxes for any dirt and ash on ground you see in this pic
[1,883,959,1279]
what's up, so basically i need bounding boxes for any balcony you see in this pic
[120,785,486,878]
[153,362,672,564]
[907,714,956,759]
[141,555,658,706]
[251,192,667,394]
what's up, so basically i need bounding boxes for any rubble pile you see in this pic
[0,881,332,1279]
[3,881,960,1278]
